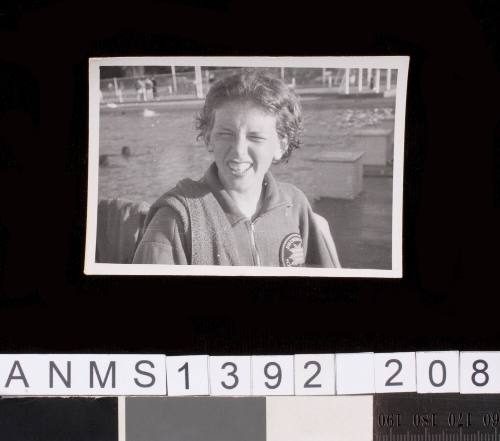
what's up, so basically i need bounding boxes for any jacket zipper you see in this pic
[247,202,291,266]
[249,221,261,266]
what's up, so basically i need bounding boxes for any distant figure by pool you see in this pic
[99,154,109,167]
[121,146,132,158]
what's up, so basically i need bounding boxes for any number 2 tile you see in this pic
[374,352,416,393]
[294,354,336,395]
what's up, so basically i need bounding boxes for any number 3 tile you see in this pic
[209,356,251,396]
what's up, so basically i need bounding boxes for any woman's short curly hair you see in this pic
[196,69,303,161]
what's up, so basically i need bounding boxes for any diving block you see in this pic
[379,115,395,131]
[351,127,393,166]
[307,151,364,200]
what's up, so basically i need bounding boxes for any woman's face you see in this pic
[208,100,285,194]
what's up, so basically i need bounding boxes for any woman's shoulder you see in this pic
[144,180,195,235]
[275,180,310,206]
[155,177,211,204]
[143,205,185,243]
[146,176,211,229]
[150,178,204,209]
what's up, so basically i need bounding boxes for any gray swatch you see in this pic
[126,397,265,441]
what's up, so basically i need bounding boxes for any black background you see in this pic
[0,0,498,354]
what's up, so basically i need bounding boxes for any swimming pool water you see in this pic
[98,98,393,204]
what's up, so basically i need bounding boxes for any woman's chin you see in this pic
[222,175,261,195]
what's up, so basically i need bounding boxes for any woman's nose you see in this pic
[232,134,249,156]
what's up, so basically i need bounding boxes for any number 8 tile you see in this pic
[460,352,500,393]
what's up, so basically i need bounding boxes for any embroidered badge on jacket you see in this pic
[280,233,305,266]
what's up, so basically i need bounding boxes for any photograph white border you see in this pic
[84,56,408,278]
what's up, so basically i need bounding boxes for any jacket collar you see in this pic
[202,162,291,225]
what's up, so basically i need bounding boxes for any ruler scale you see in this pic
[375,395,500,441]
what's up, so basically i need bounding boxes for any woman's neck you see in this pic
[228,185,264,220]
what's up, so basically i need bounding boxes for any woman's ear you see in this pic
[204,133,213,152]
[274,137,288,160]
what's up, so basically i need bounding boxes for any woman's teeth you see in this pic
[228,161,252,174]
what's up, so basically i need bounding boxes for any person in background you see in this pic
[151,76,158,99]
[135,78,146,101]
[144,77,153,100]
[133,70,336,267]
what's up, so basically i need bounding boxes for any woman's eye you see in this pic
[217,132,233,138]
[249,136,265,141]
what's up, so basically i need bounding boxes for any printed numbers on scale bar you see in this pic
[460,352,500,393]
[375,353,416,393]
[8,351,500,397]
[416,352,459,393]
[294,354,336,395]
[209,356,251,396]
[428,360,447,387]
[252,356,294,395]
[166,355,209,396]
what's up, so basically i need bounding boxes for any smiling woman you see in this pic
[208,101,285,219]
[131,70,337,267]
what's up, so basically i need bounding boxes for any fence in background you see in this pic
[99,67,397,104]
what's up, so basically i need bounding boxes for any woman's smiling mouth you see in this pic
[227,160,253,176]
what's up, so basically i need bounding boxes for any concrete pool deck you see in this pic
[313,176,393,270]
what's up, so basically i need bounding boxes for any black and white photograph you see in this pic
[1,3,499,439]
[85,57,408,277]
